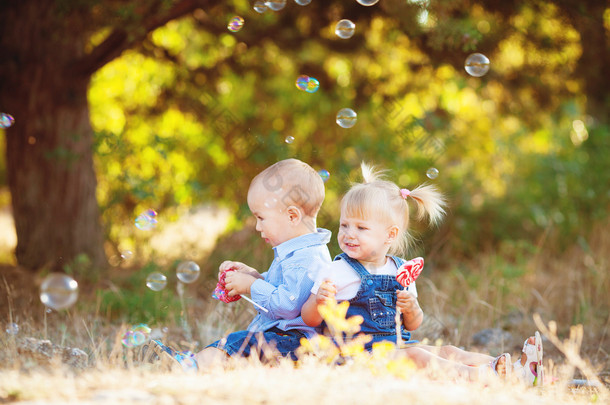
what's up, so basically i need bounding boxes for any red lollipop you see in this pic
[396,257,424,289]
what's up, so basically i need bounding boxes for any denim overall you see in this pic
[335,253,415,350]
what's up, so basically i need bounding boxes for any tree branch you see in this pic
[69,0,215,77]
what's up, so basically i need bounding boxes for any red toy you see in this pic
[212,268,241,303]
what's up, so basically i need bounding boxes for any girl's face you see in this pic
[338,209,397,268]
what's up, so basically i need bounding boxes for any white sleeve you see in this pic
[311,261,335,295]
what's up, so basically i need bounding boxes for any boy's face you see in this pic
[247,182,295,247]
[338,210,393,267]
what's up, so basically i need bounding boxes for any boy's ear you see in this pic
[286,205,303,224]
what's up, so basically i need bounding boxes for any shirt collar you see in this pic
[273,228,331,260]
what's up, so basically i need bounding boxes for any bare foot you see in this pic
[520,336,535,366]
[496,355,507,376]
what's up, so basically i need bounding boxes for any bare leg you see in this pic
[417,344,494,366]
[400,346,485,381]
[194,347,229,370]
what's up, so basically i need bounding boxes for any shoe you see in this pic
[513,331,544,386]
[140,339,198,372]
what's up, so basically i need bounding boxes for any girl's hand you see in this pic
[224,271,257,296]
[396,289,420,315]
[396,289,423,330]
[316,280,337,305]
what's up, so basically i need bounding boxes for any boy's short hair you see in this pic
[251,159,325,217]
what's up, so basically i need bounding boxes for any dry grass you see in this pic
[0,220,609,403]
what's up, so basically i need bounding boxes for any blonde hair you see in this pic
[251,158,325,217]
[341,163,446,256]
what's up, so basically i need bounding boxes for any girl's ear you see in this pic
[286,205,303,224]
[386,225,399,244]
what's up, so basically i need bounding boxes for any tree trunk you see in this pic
[0,1,106,271]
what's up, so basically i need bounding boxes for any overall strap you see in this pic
[389,255,406,268]
[334,253,370,278]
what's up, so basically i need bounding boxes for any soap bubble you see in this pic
[426,167,439,179]
[295,0,312,5]
[318,169,330,183]
[285,136,295,144]
[464,53,490,77]
[305,77,319,93]
[121,324,151,348]
[120,250,133,260]
[295,75,319,93]
[5,323,19,335]
[356,0,380,5]
[135,209,157,231]
[227,16,244,32]
[253,1,267,13]
[335,19,355,39]
[295,75,310,91]
[40,273,79,311]
[336,108,357,128]
[265,0,286,11]
[146,272,167,291]
[177,261,200,284]
[0,113,14,129]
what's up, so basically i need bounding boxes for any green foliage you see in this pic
[96,262,182,324]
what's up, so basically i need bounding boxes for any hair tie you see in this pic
[400,188,410,200]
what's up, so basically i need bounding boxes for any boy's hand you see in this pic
[219,261,262,279]
[316,280,337,305]
[224,271,257,296]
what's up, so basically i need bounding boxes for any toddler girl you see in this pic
[302,163,542,382]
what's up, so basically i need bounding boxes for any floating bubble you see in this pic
[227,16,244,32]
[318,169,330,183]
[464,53,490,77]
[120,250,133,260]
[335,19,355,39]
[295,75,310,91]
[356,0,380,5]
[295,0,312,5]
[162,327,169,334]
[146,272,167,291]
[121,331,137,348]
[46,308,52,314]
[135,209,158,231]
[265,0,286,11]
[5,323,19,335]
[305,77,319,93]
[40,273,79,311]
[336,108,357,128]
[295,75,320,93]
[0,113,14,129]
[285,136,295,144]
[426,167,439,179]
[253,1,267,13]
[123,323,151,347]
[176,261,200,284]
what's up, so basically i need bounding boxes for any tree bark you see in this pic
[0,1,106,271]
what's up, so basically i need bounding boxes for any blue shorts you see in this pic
[206,327,306,361]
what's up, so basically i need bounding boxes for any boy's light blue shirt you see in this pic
[248,228,331,338]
